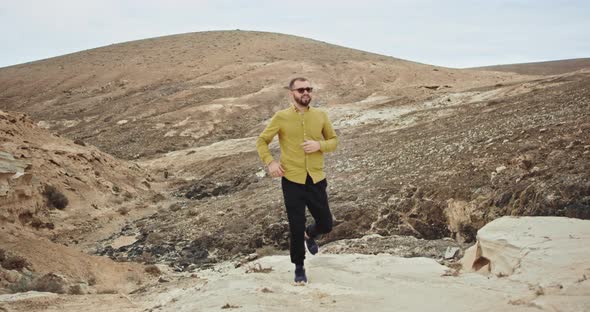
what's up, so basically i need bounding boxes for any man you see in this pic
[256,77,338,284]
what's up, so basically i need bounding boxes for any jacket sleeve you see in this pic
[319,111,338,153]
[256,113,280,165]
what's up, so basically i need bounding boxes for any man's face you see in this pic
[290,80,312,107]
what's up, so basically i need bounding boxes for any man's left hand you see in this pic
[301,140,321,153]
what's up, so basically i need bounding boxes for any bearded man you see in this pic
[256,77,338,283]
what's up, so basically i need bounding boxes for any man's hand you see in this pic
[301,140,321,153]
[267,160,285,178]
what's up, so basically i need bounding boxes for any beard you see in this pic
[296,95,311,106]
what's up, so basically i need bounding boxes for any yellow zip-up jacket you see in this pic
[256,105,338,184]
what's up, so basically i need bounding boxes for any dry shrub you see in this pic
[168,203,182,212]
[97,288,118,294]
[122,191,134,200]
[221,303,240,309]
[150,193,166,203]
[146,233,165,245]
[69,284,85,295]
[185,209,199,217]
[43,185,69,210]
[1,251,30,271]
[30,273,67,294]
[144,265,161,276]
[117,206,131,215]
[30,218,55,230]
[245,263,273,274]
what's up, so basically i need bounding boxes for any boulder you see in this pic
[462,216,590,287]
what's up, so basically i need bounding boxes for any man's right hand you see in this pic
[267,160,285,178]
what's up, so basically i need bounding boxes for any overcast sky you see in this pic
[1,0,589,68]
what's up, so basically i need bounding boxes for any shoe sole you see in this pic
[306,239,318,255]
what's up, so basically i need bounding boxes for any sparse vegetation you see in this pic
[30,273,68,294]
[185,208,199,217]
[122,191,134,200]
[68,284,85,295]
[42,185,69,210]
[117,206,130,215]
[0,250,30,271]
[97,288,118,294]
[168,202,182,212]
[496,272,508,278]
[245,263,273,274]
[221,303,240,309]
[144,264,162,276]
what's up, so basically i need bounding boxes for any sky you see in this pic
[1,0,589,68]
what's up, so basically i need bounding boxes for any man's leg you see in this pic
[281,177,307,266]
[305,177,333,241]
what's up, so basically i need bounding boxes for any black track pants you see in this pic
[281,174,333,266]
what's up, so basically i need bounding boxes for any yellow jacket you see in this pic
[256,105,338,184]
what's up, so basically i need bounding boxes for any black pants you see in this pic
[281,174,333,266]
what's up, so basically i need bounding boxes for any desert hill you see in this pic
[0,30,527,159]
[472,58,590,75]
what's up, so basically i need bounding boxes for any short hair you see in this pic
[288,77,309,90]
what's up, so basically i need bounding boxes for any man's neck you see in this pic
[293,103,309,112]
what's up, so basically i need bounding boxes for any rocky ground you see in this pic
[4,217,588,312]
[91,71,589,271]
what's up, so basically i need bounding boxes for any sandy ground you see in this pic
[5,217,588,312]
[4,253,574,312]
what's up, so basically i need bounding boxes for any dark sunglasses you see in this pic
[292,87,313,94]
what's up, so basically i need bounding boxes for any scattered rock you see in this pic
[444,247,460,259]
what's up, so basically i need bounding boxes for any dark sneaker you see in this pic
[294,265,307,284]
[306,236,319,255]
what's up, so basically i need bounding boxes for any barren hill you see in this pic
[0,30,525,159]
[472,58,590,75]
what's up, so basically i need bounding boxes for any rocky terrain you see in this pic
[93,70,589,270]
[0,31,588,310]
[0,110,163,297]
[4,217,589,312]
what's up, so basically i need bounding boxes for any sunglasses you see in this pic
[292,87,313,94]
